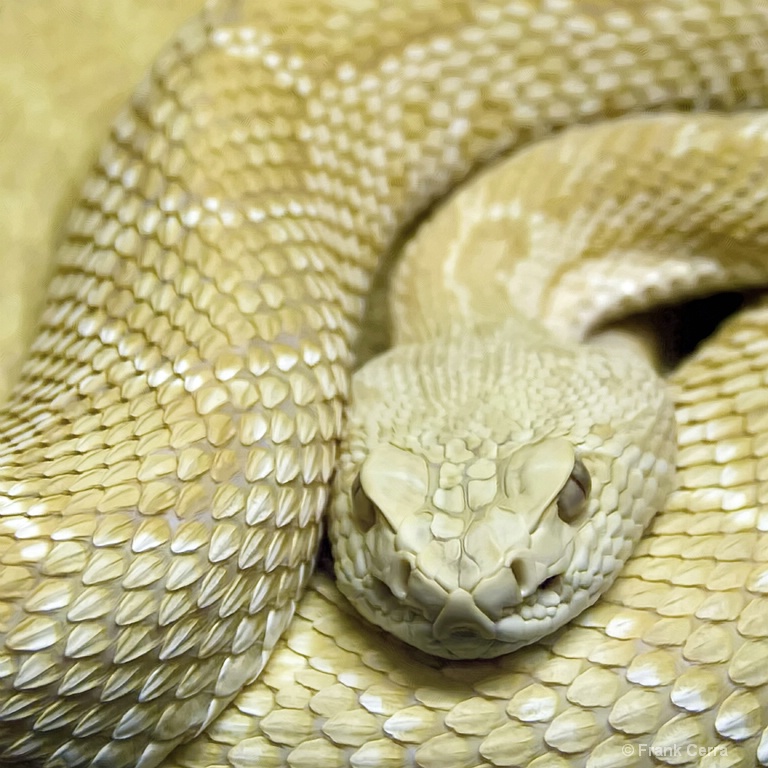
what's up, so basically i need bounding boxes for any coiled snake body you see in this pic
[2,1,768,767]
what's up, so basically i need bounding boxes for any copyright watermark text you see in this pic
[622,743,728,758]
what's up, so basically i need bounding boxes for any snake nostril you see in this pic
[509,558,536,597]
[540,574,562,593]
[371,576,394,602]
[509,557,538,598]
[388,557,412,600]
[370,558,413,603]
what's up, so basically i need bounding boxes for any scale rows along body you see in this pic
[1,1,768,767]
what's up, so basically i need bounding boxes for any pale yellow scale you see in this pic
[0,2,768,768]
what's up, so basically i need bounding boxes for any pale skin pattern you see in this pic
[1,2,768,768]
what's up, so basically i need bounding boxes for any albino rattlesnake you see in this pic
[2,1,768,767]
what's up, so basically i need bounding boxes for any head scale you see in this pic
[330,327,676,659]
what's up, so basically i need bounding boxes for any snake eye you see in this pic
[556,458,591,523]
[352,475,377,533]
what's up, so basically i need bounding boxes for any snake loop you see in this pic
[1,2,768,767]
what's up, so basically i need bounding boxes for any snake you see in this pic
[2,0,768,766]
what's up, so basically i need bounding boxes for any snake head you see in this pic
[330,332,676,660]
[334,438,613,659]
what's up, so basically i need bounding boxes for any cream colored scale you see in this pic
[0,2,766,768]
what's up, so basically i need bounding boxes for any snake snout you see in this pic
[433,589,497,642]
[471,552,562,620]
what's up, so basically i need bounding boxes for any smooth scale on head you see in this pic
[330,321,676,659]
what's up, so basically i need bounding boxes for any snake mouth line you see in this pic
[369,569,573,631]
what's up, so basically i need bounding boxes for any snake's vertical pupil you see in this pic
[556,458,591,523]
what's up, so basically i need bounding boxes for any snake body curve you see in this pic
[2,1,768,767]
